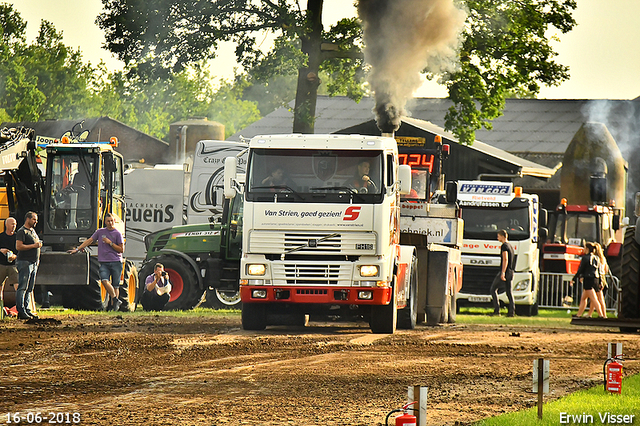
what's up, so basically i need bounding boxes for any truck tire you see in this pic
[515,303,538,317]
[242,303,267,330]
[370,282,398,334]
[202,289,242,310]
[620,226,640,320]
[118,260,139,312]
[140,255,204,311]
[398,257,418,330]
[73,257,110,311]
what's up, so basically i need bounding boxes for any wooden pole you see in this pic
[537,358,544,419]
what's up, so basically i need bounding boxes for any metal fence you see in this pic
[538,272,618,311]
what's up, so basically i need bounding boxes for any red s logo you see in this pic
[344,206,361,221]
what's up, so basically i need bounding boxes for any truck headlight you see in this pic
[247,264,266,276]
[514,279,530,292]
[359,265,379,277]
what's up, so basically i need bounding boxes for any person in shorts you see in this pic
[68,213,124,311]
[0,217,19,318]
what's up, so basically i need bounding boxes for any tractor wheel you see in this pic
[118,260,139,312]
[620,226,640,320]
[398,256,418,330]
[139,255,204,311]
[241,303,267,330]
[73,257,110,311]
[202,289,242,310]
[370,281,398,334]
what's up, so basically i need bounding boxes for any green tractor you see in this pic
[139,196,242,310]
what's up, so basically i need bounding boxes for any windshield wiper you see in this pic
[251,185,305,200]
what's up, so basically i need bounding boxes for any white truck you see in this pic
[224,134,417,333]
[456,180,542,316]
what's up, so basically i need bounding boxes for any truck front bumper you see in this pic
[240,285,392,305]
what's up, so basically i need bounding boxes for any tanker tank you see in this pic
[560,122,627,215]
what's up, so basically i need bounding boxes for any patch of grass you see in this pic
[455,307,606,328]
[39,306,240,317]
[474,373,640,425]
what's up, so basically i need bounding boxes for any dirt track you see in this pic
[1,313,638,426]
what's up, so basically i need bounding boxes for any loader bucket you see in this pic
[35,252,90,286]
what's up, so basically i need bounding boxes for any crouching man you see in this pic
[141,263,171,311]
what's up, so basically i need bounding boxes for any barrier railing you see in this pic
[538,272,618,311]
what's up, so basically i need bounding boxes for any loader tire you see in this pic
[139,255,203,311]
[73,257,110,311]
[620,226,640,320]
[118,260,139,312]
[370,281,398,334]
[398,256,418,330]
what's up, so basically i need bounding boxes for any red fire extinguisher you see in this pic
[604,355,623,394]
[385,402,417,426]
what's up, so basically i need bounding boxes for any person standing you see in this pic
[15,212,42,320]
[0,217,19,318]
[141,263,172,311]
[588,242,609,318]
[68,213,124,311]
[489,229,515,317]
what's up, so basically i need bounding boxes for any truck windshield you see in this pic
[549,212,598,244]
[461,206,531,241]
[47,153,97,230]
[246,149,384,203]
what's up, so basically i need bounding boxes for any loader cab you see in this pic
[43,144,124,249]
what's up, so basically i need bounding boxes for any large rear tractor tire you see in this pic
[202,289,242,310]
[118,260,139,312]
[370,282,398,334]
[139,255,204,311]
[620,226,640,320]
[73,257,110,311]
[242,303,267,330]
[398,256,418,330]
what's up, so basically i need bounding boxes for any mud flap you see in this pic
[35,252,90,286]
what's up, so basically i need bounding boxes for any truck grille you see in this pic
[249,231,376,255]
[461,265,499,295]
[271,262,353,286]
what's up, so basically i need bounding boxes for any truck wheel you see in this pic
[620,226,640,320]
[140,255,204,310]
[370,282,398,334]
[118,260,139,312]
[515,303,537,317]
[203,289,242,310]
[398,256,418,330]
[73,257,110,311]
[242,303,267,330]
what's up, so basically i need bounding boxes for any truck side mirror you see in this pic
[612,214,620,231]
[445,181,457,204]
[539,227,548,243]
[539,208,548,228]
[398,165,412,195]
[224,157,238,199]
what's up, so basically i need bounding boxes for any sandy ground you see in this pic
[1,313,638,426]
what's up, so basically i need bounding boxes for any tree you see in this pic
[98,0,364,133]
[98,0,575,143]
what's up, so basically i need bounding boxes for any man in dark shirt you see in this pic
[489,229,515,317]
[15,212,42,320]
[0,217,18,318]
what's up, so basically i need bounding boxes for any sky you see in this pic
[9,0,640,100]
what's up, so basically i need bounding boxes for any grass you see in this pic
[474,373,640,425]
[455,307,611,328]
[37,306,240,317]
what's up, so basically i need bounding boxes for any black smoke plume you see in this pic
[358,0,466,133]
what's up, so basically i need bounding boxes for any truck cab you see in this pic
[456,181,542,316]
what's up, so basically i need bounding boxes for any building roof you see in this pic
[230,96,640,156]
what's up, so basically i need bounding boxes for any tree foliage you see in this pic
[98,0,576,143]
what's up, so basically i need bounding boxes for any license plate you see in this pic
[468,295,491,303]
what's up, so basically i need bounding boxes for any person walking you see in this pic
[489,229,515,317]
[15,212,42,320]
[572,242,605,318]
[68,213,124,311]
[0,217,19,319]
[141,263,172,311]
